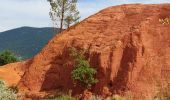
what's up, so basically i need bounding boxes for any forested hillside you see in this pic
[0,27,59,59]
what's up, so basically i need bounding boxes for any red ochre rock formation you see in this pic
[0,4,170,100]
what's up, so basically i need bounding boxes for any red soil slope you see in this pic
[0,4,170,100]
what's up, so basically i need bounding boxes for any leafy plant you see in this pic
[69,47,98,88]
[0,50,20,66]
[0,80,17,100]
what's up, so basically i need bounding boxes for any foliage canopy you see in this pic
[47,0,80,32]
[0,50,20,66]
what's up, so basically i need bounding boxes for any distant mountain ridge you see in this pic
[0,27,59,59]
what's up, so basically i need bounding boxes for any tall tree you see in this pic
[48,0,80,33]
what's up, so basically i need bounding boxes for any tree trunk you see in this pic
[60,1,65,33]
[52,21,56,35]
[67,22,70,28]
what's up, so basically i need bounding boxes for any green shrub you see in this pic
[45,95,75,100]
[0,50,20,66]
[69,47,98,88]
[0,80,17,100]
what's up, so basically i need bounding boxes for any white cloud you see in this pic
[0,0,51,31]
[78,0,170,20]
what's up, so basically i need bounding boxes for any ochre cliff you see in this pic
[0,4,170,100]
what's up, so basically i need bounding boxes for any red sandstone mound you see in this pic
[0,4,170,100]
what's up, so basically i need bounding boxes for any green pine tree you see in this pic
[47,0,80,32]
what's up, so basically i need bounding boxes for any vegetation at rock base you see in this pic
[45,90,75,100]
[69,47,98,88]
[154,83,170,100]
[0,80,17,100]
[46,95,75,100]
[45,94,133,100]
[0,50,21,66]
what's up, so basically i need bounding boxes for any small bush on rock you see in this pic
[69,47,98,88]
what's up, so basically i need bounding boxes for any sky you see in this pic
[0,0,170,32]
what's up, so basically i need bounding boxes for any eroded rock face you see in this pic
[0,4,170,100]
